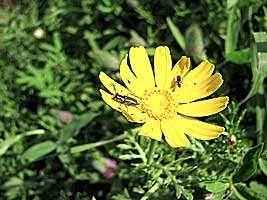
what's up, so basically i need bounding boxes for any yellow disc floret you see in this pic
[140,89,177,120]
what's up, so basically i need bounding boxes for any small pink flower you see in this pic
[61,111,72,124]
[92,157,118,178]
[49,109,72,124]
[102,168,115,178]
[106,158,117,169]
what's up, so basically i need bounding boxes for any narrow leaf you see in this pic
[225,7,241,54]
[53,32,62,51]
[22,141,56,162]
[239,32,267,105]
[226,48,251,64]
[166,17,185,50]
[84,31,99,49]
[0,135,23,156]
[0,130,44,156]
[59,113,99,143]
[103,36,127,50]
[259,158,267,176]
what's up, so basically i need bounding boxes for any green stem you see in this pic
[70,133,127,154]
[217,60,228,69]
[25,129,45,136]
[232,184,247,200]
[147,140,157,164]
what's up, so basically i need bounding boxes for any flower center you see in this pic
[140,89,176,120]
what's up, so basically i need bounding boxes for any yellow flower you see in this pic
[99,46,229,148]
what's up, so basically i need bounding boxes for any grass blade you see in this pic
[166,17,185,50]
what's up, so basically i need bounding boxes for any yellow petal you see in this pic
[129,46,155,89]
[178,115,224,140]
[138,119,162,141]
[100,89,147,123]
[119,55,144,95]
[172,56,190,78]
[121,108,148,123]
[183,60,215,86]
[161,118,190,147]
[177,96,229,117]
[154,46,172,89]
[170,56,190,88]
[119,55,137,90]
[99,72,130,96]
[178,73,223,103]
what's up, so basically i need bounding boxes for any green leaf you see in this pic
[40,89,63,98]
[233,182,267,200]
[59,113,99,143]
[174,185,182,199]
[103,36,127,50]
[0,130,44,156]
[88,49,118,69]
[181,189,193,200]
[22,141,56,162]
[39,43,57,53]
[226,48,251,64]
[252,32,267,77]
[118,154,140,160]
[166,17,185,50]
[225,7,241,54]
[232,143,264,183]
[227,0,239,8]
[232,184,253,200]
[249,181,267,198]
[205,182,230,193]
[259,157,267,176]
[2,177,24,199]
[3,177,23,189]
[239,74,264,105]
[129,30,146,46]
[84,31,99,49]
[53,32,62,51]
[257,52,267,76]
[239,32,267,105]
[134,6,155,24]
[0,135,23,156]
[253,31,267,44]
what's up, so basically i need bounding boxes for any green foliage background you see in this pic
[0,0,267,199]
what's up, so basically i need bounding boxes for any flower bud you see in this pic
[129,30,146,46]
[127,0,139,7]
[49,109,72,124]
[34,28,46,39]
[225,134,237,145]
[92,157,117,178]
[185,24,204,56]
[89,49,119,69]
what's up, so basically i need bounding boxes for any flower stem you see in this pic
[147,140,157,164]
[70,133,127,154]
[231,184,247,200]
